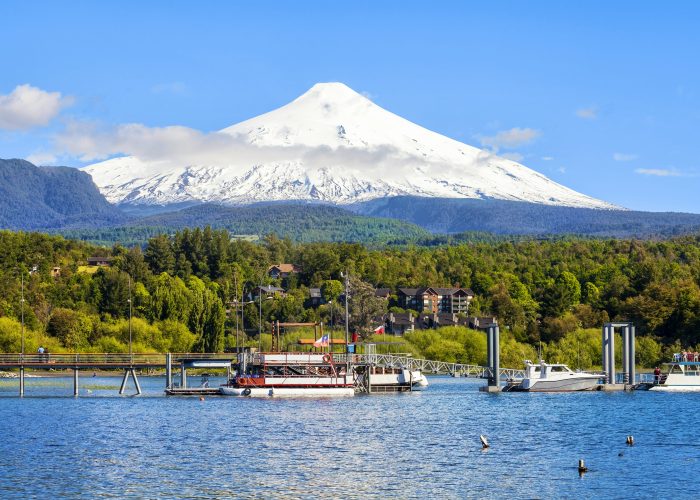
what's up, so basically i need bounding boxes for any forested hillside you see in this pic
[57,203,431,245]
[1,229,700,367]
[0,159,126,229]
[353,196,700,237]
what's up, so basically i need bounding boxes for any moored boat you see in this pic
[636,353,700,391]
[503,360,602,392]
[220,352,355,397]
[367,366,429,392]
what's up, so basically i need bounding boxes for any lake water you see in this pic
[0,375,697,498]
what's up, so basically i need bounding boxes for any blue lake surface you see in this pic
[0,374,698,499]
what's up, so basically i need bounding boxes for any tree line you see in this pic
[1,228,699,365]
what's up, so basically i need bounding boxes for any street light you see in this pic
[20,271,25,359]
[228,298,254,351]
[127,275,132,361]
[15,266,37,359]
[341,271,350,373]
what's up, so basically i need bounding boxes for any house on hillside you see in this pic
[87,256,113,267]
[434,287,474,314]
[374,288,392,300]
[308,288,323,307]
[469,316,498,330]
[386,312,415,335]
[417,312,470,329]
[398,287,437,312]
[253,285,286,299]
[268,263,301,280]
[398,287,474,314]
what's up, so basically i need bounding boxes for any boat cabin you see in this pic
[524,360,575,379]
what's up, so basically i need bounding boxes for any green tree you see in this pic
[348,276,387,339]
[321,279,343,303]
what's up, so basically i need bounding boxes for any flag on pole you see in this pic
[313,335,329,347]
[374,325,385,335]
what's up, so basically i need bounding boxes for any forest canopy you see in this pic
[1,228,700,368]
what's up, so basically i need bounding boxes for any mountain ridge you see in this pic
[0,158,126,230]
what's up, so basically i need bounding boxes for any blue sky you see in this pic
[1,1,699,212]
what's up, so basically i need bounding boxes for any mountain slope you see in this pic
[353,197,700,237]
[84,82,614,209]
[0,158,126,230]
[57,203,431,245]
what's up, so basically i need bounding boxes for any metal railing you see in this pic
[0,352,236,366]
[331,353,525,379]
[0,351,526,379]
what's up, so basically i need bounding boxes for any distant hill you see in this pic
[58,203,431,245]
[0,159,126,230]
[352,197,700,238]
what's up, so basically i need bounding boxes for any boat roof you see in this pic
[663,361,700,365]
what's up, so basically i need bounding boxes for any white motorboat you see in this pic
[367,367,429,392]
[504,360,602,392]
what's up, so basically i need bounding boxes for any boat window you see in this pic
[670,364,683,374]
[551,366,567,372]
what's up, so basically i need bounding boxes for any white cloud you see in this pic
[151,82,187,95]
[54,120,424,171]
[541,156,554,161]
[613,153,638,162]
[360,90,377,101]
[25,151,57,165]
[0,84,73,130]
[500,152,524,162]
[575,107,597,119]
[635,168,682,177]
[479,127,541,150]
[557,166,566,174]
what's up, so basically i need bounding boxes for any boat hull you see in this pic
[368,370,429,391]
[508,376,601,392]
[648,384,700,392]
[220,386,355,397]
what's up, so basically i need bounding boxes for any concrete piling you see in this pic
[132,369,142,395]
[165,353,172,389]
[119,369,130,394]
[603,322,635,386]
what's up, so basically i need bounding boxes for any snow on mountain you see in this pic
[83,82,615,209]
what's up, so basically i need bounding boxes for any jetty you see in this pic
[0,349,524,397]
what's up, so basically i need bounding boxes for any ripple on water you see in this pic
[0,376,698,498]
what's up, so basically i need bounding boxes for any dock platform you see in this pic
[165,387,222,396]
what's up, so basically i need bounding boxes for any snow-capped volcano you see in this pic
[84,82,614,209]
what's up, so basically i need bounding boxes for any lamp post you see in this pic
[258,284,263,352]
[329,300,334,331]
[128,275,132,362]
[341,271,350,373]
[20,272,25,359]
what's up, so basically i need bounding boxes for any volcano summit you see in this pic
[84,82,614,209]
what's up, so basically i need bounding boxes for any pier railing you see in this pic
[0,352,235,367]
[331,353,525,379]
[0,352,525,379]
